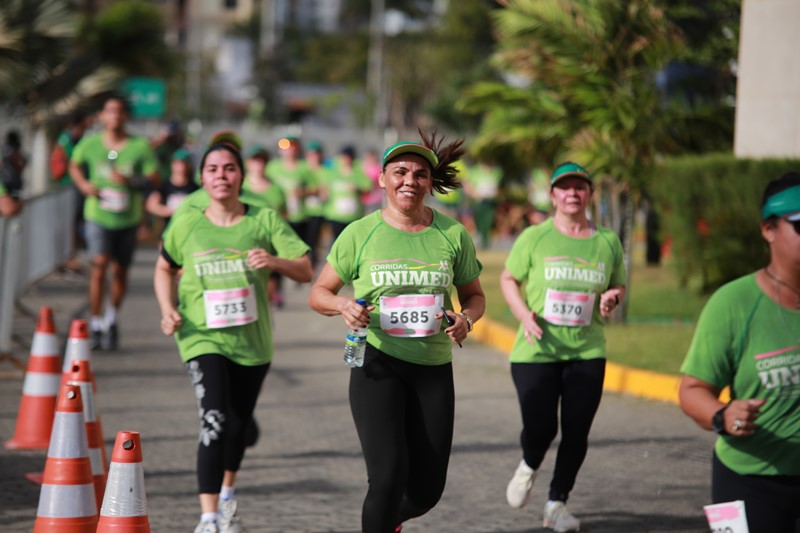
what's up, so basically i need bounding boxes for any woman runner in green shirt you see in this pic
[154,139,312,533]
[501,162,626,532]
[308,132,485,533]
[679,173,800,533]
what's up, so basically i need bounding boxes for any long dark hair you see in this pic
[419,129,466,195]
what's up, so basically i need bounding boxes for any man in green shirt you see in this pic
[70,95,159,350]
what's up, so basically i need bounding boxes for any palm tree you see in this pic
[460,0,684,318]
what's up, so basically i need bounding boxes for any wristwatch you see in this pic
[711,404,730,435]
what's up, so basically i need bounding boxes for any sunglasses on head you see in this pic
[782,216,800,235]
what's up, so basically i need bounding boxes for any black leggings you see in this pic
[712,452,800,533]
[511,358,605,502]
[186,354,270,494]
[350,344,455,533]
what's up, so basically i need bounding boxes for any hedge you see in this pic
[652,154,800,292]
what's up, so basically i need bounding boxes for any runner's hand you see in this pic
[599,289,621,318]
[341,299,374,330]
[160,309,182,336]
[247,248,273,270]
[522,310,543,343]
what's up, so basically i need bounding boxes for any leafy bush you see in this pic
[652,154,800,292]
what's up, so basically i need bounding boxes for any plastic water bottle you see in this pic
[344,298,368,368]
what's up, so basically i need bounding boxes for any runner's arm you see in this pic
[500,267,543,342]
[69,160,98,197]
[154,255,182,335]
[247,249,312,282]
[308,263,373,329]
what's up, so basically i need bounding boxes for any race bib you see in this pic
[379,294,444,337]
[704,501,749,533]
[166,193,187,211]
[542,289,595,326]
[98,188,130,213]
[203,284,258,329]
[305,195,322,209]
[334,197,358,216]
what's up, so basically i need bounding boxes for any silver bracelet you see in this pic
[459,312,474,332]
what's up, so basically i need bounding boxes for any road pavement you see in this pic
[0,245,715,532]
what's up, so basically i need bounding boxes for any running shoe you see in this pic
[90,328,103,351]
[218,497,244,533]
[193,518,219,533]
[104,323,118,351]
[506,459,536,508]
[543,500,580,532]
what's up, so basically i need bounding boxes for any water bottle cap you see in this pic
[356,298,367,306]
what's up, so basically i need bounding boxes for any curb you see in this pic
[471,318,730,405]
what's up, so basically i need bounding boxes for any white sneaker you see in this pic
[218,498,244,533]
[543,500,580,532]
[194,518,219,533]
[506,459,536,508]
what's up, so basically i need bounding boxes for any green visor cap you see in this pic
[551,162,592,187]
[762,184,800,220]
[171,148,192,162]
[382,142,438,168]
[245,144,269,159]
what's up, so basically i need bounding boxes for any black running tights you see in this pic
[350,344,455,533]
[511,358,605,503]
[712,452,800,533]
[186,354,269,494]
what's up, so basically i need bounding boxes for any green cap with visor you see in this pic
[382,142,438,168]
[551,162,592,187]
[762,184,800,221]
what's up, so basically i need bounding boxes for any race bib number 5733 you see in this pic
[203,285,258,329]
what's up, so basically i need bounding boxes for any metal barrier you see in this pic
[0,187,75,370]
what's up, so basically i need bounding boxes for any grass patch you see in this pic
[476,245,710,375]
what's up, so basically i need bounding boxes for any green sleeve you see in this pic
[162,214,186,266]
[608,232,627,287]
[505,227,535,282]
[261,208,310,259]
[453,226,483,285]
[139,138,160,176]
[71,137,89,165]
[680,291,737,389]
[327,225,359,284]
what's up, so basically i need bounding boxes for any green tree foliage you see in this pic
[0,0,175,128]
[84,1,175,76]
[652,155,798,292]
[0,0,76,106]
[425,0,501,131]
[458,0,685,319]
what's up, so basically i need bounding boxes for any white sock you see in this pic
[220,485,235,501]
[104,306,117,327]
[201,512,217,523]
[90,316,104,331]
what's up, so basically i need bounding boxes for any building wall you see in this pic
[734,0,800,157]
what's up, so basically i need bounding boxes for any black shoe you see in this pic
[90,328,103,351]
[103,323,118,351]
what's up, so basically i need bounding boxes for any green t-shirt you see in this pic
[466,164,502,200]
[55,130,79,185]
[324,161,372,223]
[327,209,482,366]
[504,218,626,363]
[680,274,800,476]
[0,182,6,197]
[71,133,159,230]
[162,206,310,366]
[302,162,330,217]
[266,159,311,223]
[170,187,284,224]
[242,179,287,214]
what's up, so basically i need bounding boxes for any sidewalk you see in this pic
[0,245,715,532]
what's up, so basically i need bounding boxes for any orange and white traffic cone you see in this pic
[96,431,151,533]
[33,384,98,533]
[60,319,95,391]
[66,359,107,511]
[6,306,62,450]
